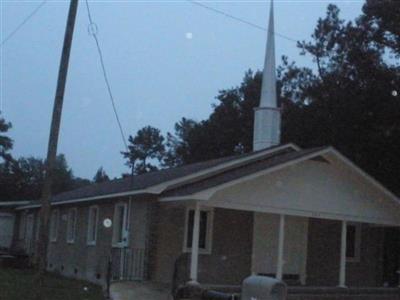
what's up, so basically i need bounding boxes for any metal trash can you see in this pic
[241,275,287,300]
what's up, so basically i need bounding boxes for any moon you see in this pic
[185,32,193,40]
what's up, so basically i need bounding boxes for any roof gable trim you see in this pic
[160,147,400,206]
[16,189,155,210]
[148,143,300,194]
[327,148,400,205]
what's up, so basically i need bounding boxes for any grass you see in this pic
[0,268,105,300]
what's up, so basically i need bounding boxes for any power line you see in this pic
[1,0,47,46]
[84,0,128,151]
[187,0,298,43]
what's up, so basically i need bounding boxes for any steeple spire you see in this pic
[253,0,281,151]
[260,0,277,108]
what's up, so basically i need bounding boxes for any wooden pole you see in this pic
[35,0,78,276]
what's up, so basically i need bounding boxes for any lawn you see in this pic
[0,268,105,300]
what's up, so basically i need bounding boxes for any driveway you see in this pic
[110,281,173,300]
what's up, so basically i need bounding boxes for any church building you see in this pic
[3,1,400,298]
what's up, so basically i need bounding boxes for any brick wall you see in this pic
[47,201,115,283]
[306,218,384,287]
[46,197,150,283]
[151,204,253,285]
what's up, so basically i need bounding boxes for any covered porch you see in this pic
[184,204,399,288]
[160,148,400,290]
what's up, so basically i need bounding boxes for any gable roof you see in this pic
[18,144,300,208]
[161,147,400,208]
[18,143,399,210]
[162,146,327,198]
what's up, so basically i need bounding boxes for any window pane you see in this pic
[199,211,208,249]
[19,215,26,239]
[346,225,356,258]
[89,208,97,242]
[68,210,76,241]
[187,211,194,248]
[51,211,58,240]
[50,214,54,239]
[36,218,41,241]
[115,206,125,243]
[73,210,76,238]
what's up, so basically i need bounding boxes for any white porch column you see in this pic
[339,220,347,288]
[276,214,285,280]
[189,202,201,284]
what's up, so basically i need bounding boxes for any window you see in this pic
[346,223,361,262]
[50,210,59,242]
[25,214,34,241]
[87,206,99,245]
[66,208,77,243]
[25,214,34,253]
[35,215,41,241]
[19,213,26,240]
[112,203,127,247]
[184,207,213,254]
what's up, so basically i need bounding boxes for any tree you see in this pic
[93,167,110,183]
[282,3,400,193]
[164,2,400,195]
[163,118,198,167]
[0,116,13,162]
[122,126,165,174]
[0,154,90,201]
[165,71,262,165]
[362,0,400,56]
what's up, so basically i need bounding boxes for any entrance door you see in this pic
[383,227,400,286]
[0,213,15,249]
[252,213,309,285]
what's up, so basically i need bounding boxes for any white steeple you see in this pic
[253,0,281,151]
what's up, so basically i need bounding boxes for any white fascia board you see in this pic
[159,148,331,203]
[16,189,154,210]
[161,192,400,226]
[160,195,207,202]
[207,200,400,227]
[0,201,30,207]
[150,143,300,194]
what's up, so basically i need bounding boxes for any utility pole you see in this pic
[35,0,78,278]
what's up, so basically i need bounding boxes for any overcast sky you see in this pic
[1,0,363,179]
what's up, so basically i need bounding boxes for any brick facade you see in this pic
[306,218,385,287]
[14,200,391,288]
[151,204,253,285]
